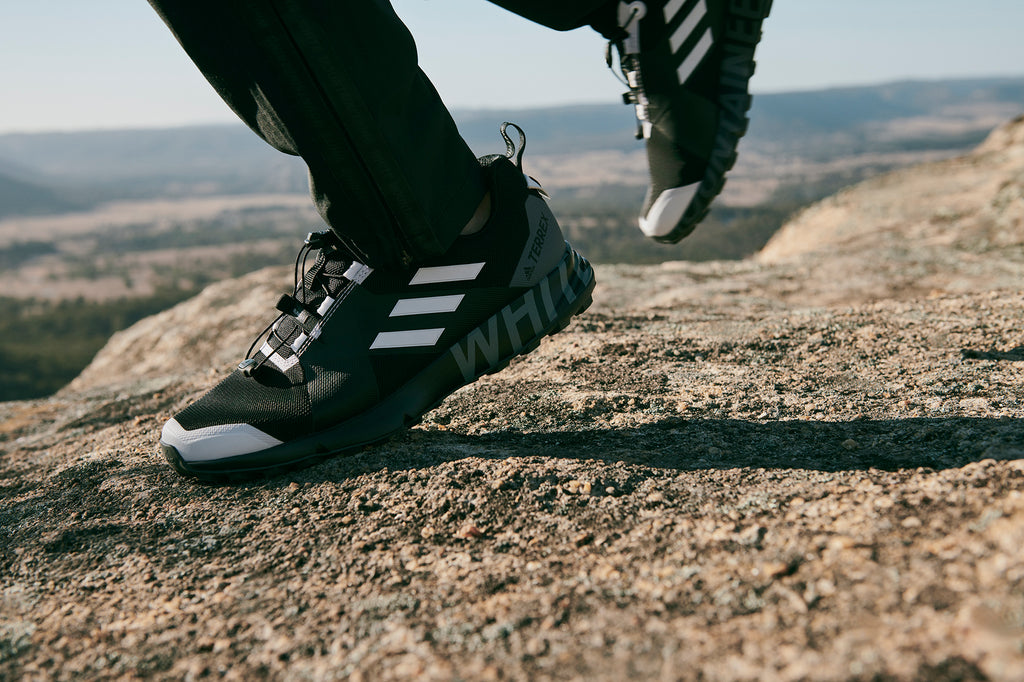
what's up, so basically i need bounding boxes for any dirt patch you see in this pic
[3,278,1024,680]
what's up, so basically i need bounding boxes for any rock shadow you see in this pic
[306,414,1024,483]
[961,345,1024,362]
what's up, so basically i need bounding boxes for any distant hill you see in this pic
[753,78,1024,132]
[0,126,309,202]
[457,76,1024,155]
[0,171,79,219]
[0,76,1020,213]
[745,77,1024,159]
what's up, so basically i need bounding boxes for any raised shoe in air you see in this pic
[608,0,772,241]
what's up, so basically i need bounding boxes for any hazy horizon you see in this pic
[0,73,1021,138]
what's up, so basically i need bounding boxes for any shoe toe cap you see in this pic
[160,417,284,463]
[639,182,702,238]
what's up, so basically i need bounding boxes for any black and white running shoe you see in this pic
[160,125,596,480]
[608,0,772,242]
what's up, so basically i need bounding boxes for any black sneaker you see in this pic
[607,0,772,242]
[160,124,596,480]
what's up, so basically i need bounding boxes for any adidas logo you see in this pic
[366,252,589,386]
[368,262,485,350]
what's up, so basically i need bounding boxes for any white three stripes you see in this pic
[665,0,713,86]
[369,263,484,350]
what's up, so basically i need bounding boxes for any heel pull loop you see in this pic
[500,122,528,170]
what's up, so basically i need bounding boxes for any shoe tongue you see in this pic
[319,253,350,281]
[299,249,350,307]
[273,315,302,347]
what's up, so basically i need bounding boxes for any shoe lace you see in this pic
[239,230,351,376]
[605,2,650,140]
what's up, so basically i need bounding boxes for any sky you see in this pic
[1,1,1022,134]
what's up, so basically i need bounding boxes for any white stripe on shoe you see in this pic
[370,328,445,350]
[409,263,485,285]
[663,0,686,23]
[389,294,465,317]
[669,0,706,54]
[676,27,713,85]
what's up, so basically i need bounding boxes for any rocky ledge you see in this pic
[2,117,1024,680]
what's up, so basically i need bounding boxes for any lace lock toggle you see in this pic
[304,230,332,249]
[275,294,300,315]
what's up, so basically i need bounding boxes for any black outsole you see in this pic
[162,247,596,483]
[652,0,773,244]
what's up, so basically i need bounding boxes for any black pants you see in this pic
[148,1,616,269]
